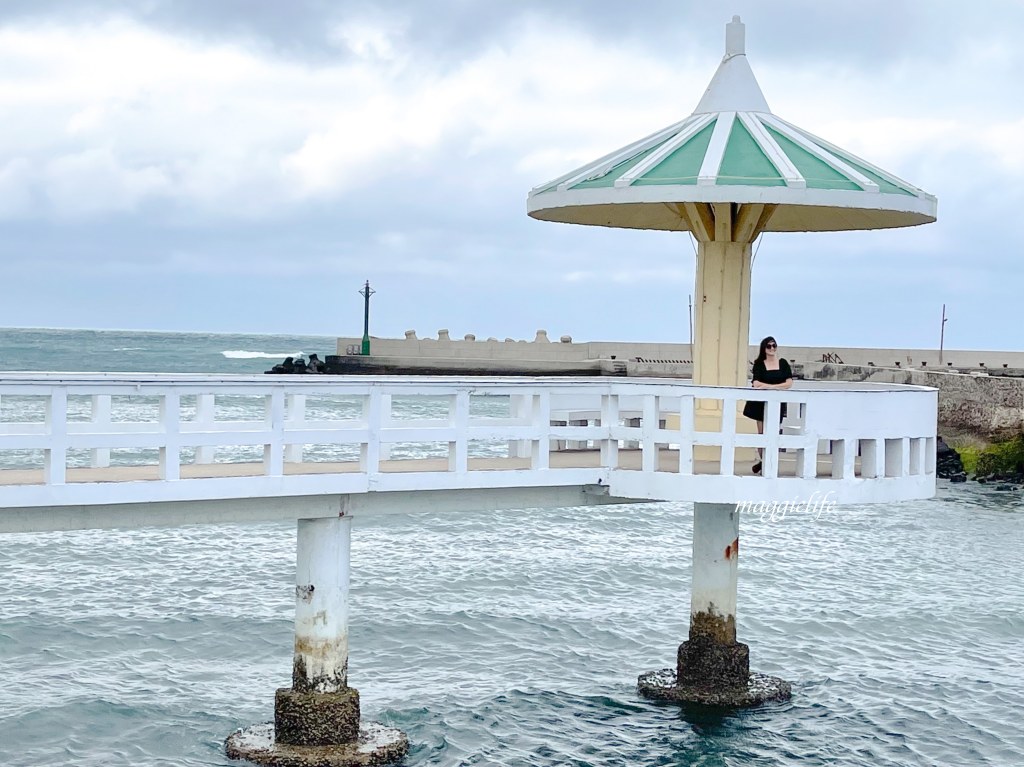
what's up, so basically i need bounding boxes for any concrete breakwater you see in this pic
[336,332,1024,376]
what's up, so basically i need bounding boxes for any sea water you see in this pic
[0,328,1022,767]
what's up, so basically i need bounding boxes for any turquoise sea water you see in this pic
[0,328,1022,767]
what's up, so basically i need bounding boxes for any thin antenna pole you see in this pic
[939,303,947,365]
[688,294,694,348]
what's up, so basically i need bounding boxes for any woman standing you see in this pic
[742,336,793,475]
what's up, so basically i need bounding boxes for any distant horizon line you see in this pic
[2,326,1020,355]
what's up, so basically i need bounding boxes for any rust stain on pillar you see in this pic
[724,536,739,560]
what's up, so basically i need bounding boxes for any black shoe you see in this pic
[752,461,762,475]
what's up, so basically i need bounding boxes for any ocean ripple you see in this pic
[0,483,1022,765]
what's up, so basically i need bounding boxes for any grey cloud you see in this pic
[3,0,1018,71]
[1,1,1021,347]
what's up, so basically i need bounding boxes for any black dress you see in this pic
[742,358,792,421]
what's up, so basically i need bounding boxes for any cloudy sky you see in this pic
[0,0,1021,349]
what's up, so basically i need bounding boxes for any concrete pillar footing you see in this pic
[226,720,408,767]
[677,637,749,688]
[226,685,407,765]
[637,668,792,707]
[274,687,360,746]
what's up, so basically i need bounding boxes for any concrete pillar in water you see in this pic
[226,514,408,766]
[677,503,749,688]
[275,516,358,745]
[638,503,790,706]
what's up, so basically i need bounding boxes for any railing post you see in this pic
[641,395,658,473]
[159,392,181,481]
[265,390,285,476]
[795,399,817,479]
[761,400,782,478]
[44,389,68,485]
[859,439,880,478]
[195,393,215,464]
[508,394,530,459]
[379,394,392,462]
[884,438,904,478]
[360,390,382,474]
[796,440,818,479]
[678,395,694,475]
[600,393,619,468]
[89,394,111,468]
[924,437,936,475]
[285,394,306,463]
[720,395,738,476]
[842,439,856,479]
[909,438,923,476]
[448,391,469,474]
[531,391,550,470]
[830,439,846,480]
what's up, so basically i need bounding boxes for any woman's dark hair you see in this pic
[754,336,776,365]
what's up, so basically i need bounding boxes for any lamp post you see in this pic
[359,281,375,356]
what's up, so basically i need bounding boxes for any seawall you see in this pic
[337,332,1024,374]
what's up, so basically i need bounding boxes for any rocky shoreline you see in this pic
[938,434,1024,487]
[936,437,967,483]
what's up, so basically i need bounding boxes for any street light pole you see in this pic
[359,280,375,356]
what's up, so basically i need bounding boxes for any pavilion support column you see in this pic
[226,514,408,766]
[637,205,789,707]
[692,233,755,459]
[693,239,753,389]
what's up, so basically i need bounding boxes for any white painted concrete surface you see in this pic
[0,374,937,532]
[690,502,739,639]
[293,517,350,692]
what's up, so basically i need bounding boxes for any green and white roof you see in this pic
[527,17,937,233]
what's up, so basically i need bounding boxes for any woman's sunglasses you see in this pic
[766,343,777,349]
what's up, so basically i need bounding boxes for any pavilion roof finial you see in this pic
[725,15,745,57]
[692,15,768,114]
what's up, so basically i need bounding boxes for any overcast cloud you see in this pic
[0,1,1021,349]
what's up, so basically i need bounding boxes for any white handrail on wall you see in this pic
[0,374,937,508]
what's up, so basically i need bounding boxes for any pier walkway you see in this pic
[0,374,937,533]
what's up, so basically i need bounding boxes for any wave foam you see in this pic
[222,350,302,359]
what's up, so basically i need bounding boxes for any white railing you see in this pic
[0,374,937,508]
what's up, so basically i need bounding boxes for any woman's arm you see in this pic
[750,360,766,387]
[771,360,794,389]
[753,360,793,389]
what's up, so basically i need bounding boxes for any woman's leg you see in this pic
[753,419,764,473]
